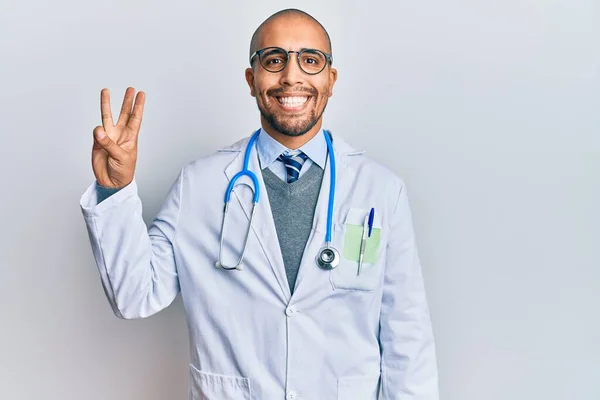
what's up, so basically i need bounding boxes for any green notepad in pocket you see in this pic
[341,208,382,263]
[342,225,381,264]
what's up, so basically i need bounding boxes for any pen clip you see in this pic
[367,208,375,237]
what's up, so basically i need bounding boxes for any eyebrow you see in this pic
[262,48,281,56]
[299,47,320,52]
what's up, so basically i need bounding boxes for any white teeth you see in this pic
[277,96,308,107]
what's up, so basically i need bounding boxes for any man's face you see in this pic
[245,16,338,137]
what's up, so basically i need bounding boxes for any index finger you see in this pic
[100,88,114,129]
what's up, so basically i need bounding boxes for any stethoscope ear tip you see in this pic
[215,261,244,271]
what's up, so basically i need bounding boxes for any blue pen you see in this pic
[358,208,375,276]
[367,208,375,237]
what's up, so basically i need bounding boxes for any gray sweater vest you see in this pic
[261,163,324,294]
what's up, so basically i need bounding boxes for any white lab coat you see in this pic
[79,132,439,400]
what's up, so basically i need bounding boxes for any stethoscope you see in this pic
[215,128,340,271]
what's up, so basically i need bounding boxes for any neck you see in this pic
[260,118,323,149]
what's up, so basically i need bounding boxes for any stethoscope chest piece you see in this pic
[316,244,340,270]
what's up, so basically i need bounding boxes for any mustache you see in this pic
[267,87,317,97]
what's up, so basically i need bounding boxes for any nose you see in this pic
[279,52,305,87]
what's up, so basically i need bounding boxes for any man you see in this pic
[80,8,439,400]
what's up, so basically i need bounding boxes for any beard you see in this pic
[257,87,328,137]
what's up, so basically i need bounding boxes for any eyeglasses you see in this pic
[249,46,333,75]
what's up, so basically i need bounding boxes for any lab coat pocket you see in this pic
[330,208,384,292]
[337,373,381,400]
[189,364,251,400]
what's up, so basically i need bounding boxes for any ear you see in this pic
[245,68,256,97]
[327,67,338,97]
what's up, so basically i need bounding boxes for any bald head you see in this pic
[249,8,332,60]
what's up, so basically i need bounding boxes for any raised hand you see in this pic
[92,87,146,189]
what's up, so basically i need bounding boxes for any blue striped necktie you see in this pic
[277,150,309,183]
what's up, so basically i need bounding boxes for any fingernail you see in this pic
[96,130,106,139]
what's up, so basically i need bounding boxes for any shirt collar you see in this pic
[256,127,328,171]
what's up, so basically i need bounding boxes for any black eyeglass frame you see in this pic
[249,46,333,75]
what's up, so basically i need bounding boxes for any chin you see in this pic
[260,106,319,137]
[269,117,318,137]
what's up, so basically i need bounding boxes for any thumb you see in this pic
[94,126,125,160]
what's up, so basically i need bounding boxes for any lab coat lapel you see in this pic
[291,133,364,295]
[222,137,292,302]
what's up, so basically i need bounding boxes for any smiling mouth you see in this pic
[275,96,311,110]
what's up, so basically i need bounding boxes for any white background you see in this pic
[0,0,598,399]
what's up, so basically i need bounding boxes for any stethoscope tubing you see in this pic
[218,128,337,271]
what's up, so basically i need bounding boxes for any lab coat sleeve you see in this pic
[79,168,184,319]
[379,180,439,399]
